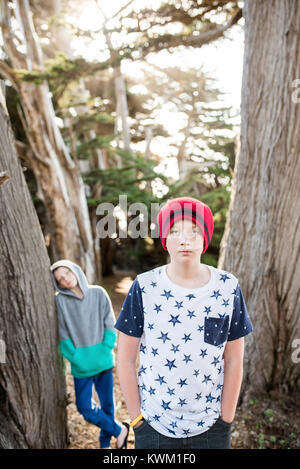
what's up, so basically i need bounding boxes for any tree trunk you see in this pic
[47,0,104,283]
[0,86,68,448]
[0,0,97,282]
[177,113,193,178]
[113,64,132,156]
[218,0,300,396]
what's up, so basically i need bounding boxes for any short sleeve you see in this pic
[115,278,144,337]
[228,284,253,341]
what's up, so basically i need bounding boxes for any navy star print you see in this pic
[161,290,174,300]
[157,332,170,343]
[168,314,181,326]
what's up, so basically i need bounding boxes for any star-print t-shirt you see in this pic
[115,264,253,438]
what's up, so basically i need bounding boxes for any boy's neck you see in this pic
[166,260,210,288]
[70,285,84,299]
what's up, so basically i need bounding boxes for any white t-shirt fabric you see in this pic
[115,264,253,438]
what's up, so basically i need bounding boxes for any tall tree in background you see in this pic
[219,0,300,395]
[0,83,68,448]
[0,0,97,282]
[139,64,235,182]
[96,2,132,163]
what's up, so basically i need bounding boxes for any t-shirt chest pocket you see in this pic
[204,316,229,346]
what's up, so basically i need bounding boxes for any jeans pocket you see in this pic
[207,418,232,449]
[218,417,233,429]
[134,420,159,449]
[204,316,229,346]
[133,419,148,434]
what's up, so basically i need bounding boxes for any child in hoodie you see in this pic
[51,260,129,449]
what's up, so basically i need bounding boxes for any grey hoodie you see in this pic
[51,260,117,378]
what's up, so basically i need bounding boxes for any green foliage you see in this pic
[16,52,76,85]
[14,51,134,97]
[70,111,114,133]
[76,134,116,158]
[85,148,168,207]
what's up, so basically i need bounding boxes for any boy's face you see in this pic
[54,267,78,290]
[166,219,204,262]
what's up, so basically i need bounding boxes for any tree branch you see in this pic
[0,0,25,69]
[0,60,20,91]
[139,8,243,58]
[16,104,49,167]
[0,171,10,185]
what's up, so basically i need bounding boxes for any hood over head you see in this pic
[50,259,89,297]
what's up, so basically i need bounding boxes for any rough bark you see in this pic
[0,86,68,448]
[219,0,300,396]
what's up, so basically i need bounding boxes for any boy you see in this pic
[115,197,253,449]
[51,259,129,449]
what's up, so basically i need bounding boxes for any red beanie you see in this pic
[157,196,214,253]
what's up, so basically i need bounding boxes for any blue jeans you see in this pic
[134,417,232,449]
[74,368,121,448]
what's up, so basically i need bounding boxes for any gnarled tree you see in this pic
[219,0,300,396]
[0,83,68,448]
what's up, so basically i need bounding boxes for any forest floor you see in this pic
[65,270,300,450]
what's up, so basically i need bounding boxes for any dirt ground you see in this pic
[65,270,300,450]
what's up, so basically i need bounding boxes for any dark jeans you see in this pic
[74,368,121,448]
[134,417,232,449]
